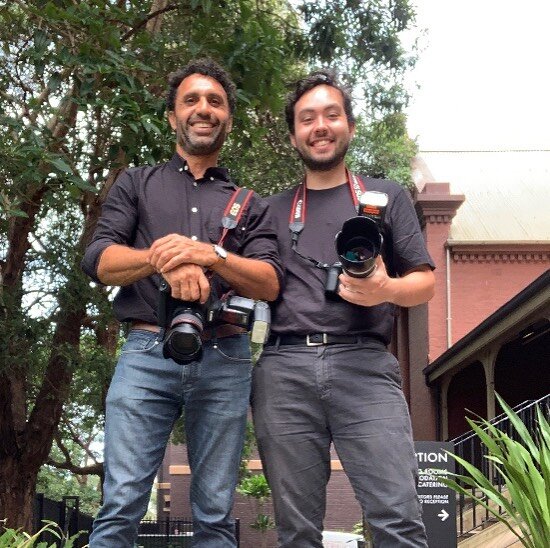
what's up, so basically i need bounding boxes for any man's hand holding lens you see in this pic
[338,256,394,306]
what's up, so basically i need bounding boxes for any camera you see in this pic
[325,191,388,298]
[158,280,271,365]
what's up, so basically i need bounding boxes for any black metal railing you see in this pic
[451,394,550,537]
[33,496,241,547]
[137,517,240,547]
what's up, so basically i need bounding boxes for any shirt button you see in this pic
[191,207,198,213]
[184,165,189,171]
[193,182,198,187]
[210,177,214,181]
[191,236,198,241]
[178,167,183,172]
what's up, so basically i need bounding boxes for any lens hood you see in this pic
[335,216,381,278]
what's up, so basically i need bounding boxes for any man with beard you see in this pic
[251,70,434,547]
[82,58,282,548]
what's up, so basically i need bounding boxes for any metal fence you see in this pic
[451,394,550,537]
[137,517,240,547]
[33,496,241,547]
[34,494,93,547]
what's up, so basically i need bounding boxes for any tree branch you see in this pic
[47,458,103,477]
[63,420,100,465]
[121,2,179,41]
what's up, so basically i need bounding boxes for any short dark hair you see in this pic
[166,58,237,114]
[285,69,355,134]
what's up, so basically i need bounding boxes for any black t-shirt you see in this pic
[267,177,435,344]
[82,154,283,324]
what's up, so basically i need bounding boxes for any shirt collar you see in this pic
[168,153,233,184]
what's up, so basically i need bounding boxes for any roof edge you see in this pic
[424,270,550,382]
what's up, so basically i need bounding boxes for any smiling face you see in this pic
[168,73,233,157]
[290,84,355,172]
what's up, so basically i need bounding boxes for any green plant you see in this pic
[237,473,272,502]
[0,520,84,547]
[250,513,274,532]
[351,518,372,544]
[237,473,275,545]
[437,394,550,548]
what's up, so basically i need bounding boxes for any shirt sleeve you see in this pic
[81,170,138,283]
[239,193,285,288]
[388,185,435,276]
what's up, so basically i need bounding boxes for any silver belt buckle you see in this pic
[306,333,328,346]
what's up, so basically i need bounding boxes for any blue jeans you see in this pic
[90,330,252,548]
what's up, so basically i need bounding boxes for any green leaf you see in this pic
[69,176,97,193]
[49,157,73,173]
[47,71,63,93]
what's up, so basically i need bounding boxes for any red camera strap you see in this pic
[218,187,254,247]
[288,169,366,260]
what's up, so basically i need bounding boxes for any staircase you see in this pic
[449,394,549,540]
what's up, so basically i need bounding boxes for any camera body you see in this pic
[325,191,388,298]
[158,280,270,364]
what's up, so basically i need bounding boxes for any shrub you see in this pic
[0,521,84,548]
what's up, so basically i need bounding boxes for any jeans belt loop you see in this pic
[306,333,328,346]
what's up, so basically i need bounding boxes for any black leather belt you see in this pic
[130,321,247,341]
[266,333,363,347]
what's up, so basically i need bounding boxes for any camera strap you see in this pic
[288,168,366,269]
[218,187,254,246]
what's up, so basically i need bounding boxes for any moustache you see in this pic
[187,116,220,127]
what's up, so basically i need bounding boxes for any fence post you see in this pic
[62,496,79,546]
[34,493,45,539]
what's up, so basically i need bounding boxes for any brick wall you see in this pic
[157,444,362,548]
[449,257,548,345]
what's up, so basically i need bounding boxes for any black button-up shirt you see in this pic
[82,154,283,324]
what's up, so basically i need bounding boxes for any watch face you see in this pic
[214,245,227,259]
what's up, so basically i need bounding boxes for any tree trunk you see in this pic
[0,157,126,530]
[0,456,38,532]
[0,285,85,531]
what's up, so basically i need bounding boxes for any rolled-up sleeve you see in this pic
[389,186,435,276]
[81,171,138,283]
[240,194,285,289]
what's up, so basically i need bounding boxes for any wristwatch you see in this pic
[212,244,228,263]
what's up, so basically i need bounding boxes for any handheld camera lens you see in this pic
[335,216,381,278]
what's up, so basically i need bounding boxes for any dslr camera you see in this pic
[325,190,389,297]
[158,280,271,365]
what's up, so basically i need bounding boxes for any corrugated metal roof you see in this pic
[413,150,550,242]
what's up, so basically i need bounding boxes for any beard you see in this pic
[295,138,351,172]
[176,117,230,156]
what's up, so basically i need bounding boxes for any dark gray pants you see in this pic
[251,339,427,548]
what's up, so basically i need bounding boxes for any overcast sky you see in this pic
[405,0,550,151]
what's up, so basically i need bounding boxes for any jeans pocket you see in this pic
[212,335,252,363]
[120,330,159,354]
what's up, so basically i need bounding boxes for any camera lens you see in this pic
[344,238,376,262]
[335,216,381,278]
[163,309,205,364]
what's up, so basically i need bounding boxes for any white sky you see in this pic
[405,0,550,151]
